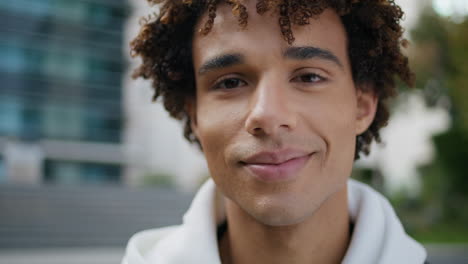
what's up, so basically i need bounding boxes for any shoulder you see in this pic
[121,225,180,264]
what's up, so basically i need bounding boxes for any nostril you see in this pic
[251,127,265,135]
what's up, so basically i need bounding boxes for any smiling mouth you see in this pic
[241,152,314,182]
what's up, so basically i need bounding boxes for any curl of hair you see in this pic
[130,0,414,160]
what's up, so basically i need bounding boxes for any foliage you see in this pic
[141,171,175,187]
[390,8,468,243]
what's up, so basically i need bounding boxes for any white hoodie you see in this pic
[122,179,427,264]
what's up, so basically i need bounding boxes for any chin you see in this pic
[251,208,315,227]
[246,195,320,227]
[258,215,309,227]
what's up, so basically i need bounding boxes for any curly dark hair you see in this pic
[130,0,414,160]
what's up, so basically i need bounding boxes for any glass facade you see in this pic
[44,160,121,184]
[0,0,129,183]
[0,0,127,142]
[0,157,5,183]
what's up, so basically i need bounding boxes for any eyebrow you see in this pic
[284,46,343,69]
[198,54,244,75]
[197,46,343,75]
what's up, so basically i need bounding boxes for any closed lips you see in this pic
[241,149,313,165]
[240,150,314,182]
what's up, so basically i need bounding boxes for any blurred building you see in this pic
[396,0,431,30]
[123,0,207,190]
[0,0,129,185]
[0,0,206,189]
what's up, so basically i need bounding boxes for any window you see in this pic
[42,104,84,140]
[0,44,26,73]
[1,0,125,143]
[0,97,22,135]
[0,157,5,183]
[43,50,87,81]
[44,160,121,184]
[0,42,45,75]
[84,107,119,142]
[88,4,112,26]
[0,0,52,17]
[22,106,42,140]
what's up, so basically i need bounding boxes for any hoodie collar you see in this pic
[342,180,426,263]
[123,179,426,264]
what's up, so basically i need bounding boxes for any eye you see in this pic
[213,77,247,90]
[292,73,326,83]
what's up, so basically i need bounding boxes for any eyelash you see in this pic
[212,72,326,90]
[291,73,326,84]
[213,77,247,90]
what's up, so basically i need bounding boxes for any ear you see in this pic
[355,86,378,135]
[185,98,199,139]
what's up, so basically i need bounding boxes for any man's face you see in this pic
[191,3,376,226]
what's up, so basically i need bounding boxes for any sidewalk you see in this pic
[0,248,124,264]
[0,244,467,264]
[425,244,468,264]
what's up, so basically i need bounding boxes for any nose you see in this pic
[245,78,297,137]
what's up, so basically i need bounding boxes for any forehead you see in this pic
[192,2,349,67]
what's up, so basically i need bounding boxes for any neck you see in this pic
[218,186,350,264]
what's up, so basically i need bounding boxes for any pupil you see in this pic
[303,74,317,82]
[225,79,239,88]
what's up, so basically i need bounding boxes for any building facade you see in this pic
[123,0,208,190]
[0,0,129,184]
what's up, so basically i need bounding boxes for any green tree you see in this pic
[404,8,468,242]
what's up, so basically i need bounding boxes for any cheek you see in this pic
[196,108,247,202]
[321,91,358,175]
[196,111,225,164]
[197,100,242,144]
[302,89,357,139]
[195,99,244,176]
[302,88,357,174]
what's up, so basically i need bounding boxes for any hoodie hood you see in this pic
[122,179,426,264]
